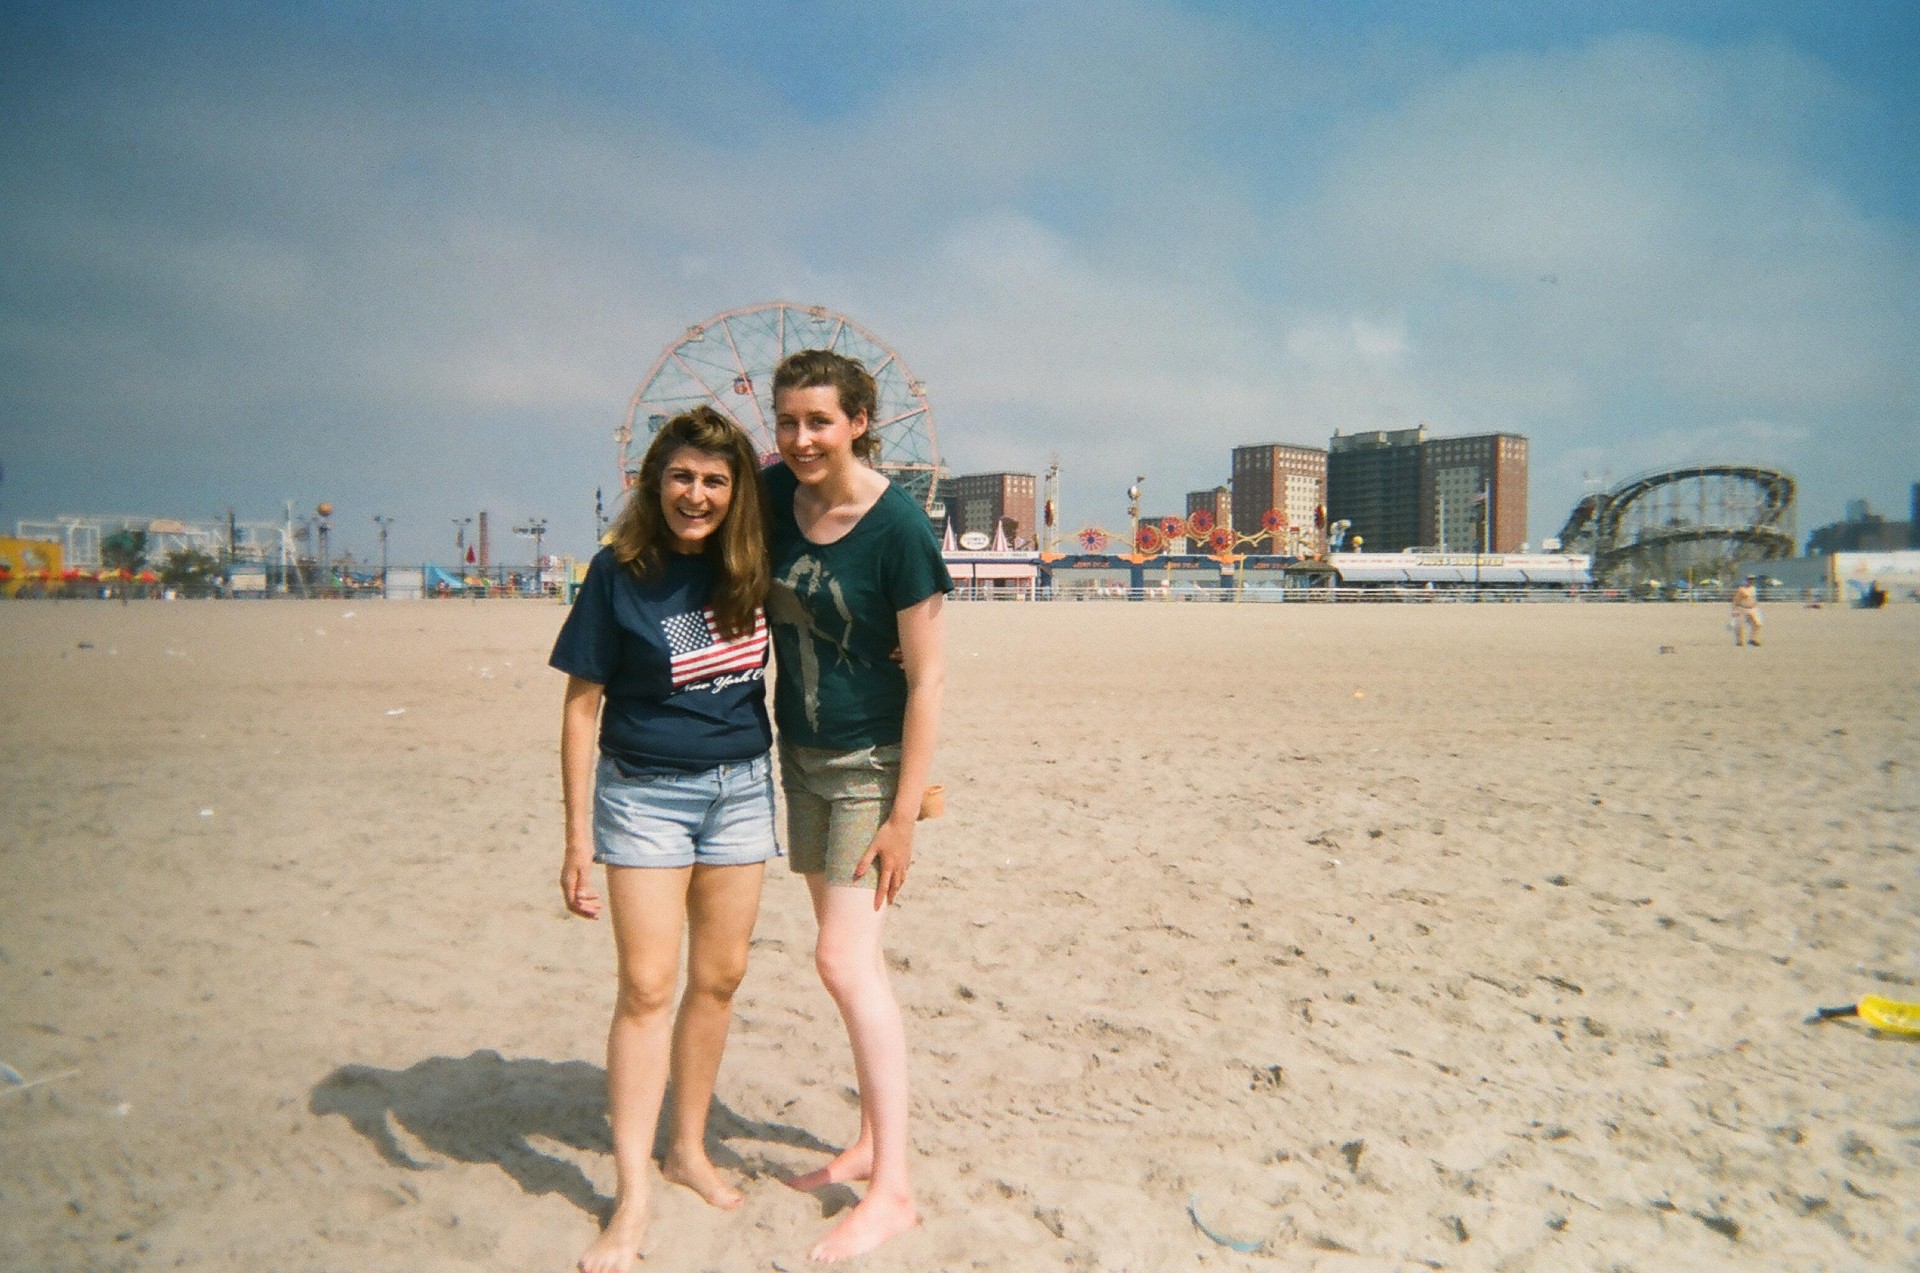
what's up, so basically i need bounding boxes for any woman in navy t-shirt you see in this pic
[549,405,774,1273]
[764,350,952,1262]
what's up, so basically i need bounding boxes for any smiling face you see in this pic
[774,385,869,486]
[659,445,736,552]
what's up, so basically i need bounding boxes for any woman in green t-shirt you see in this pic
[766,349,952,1263]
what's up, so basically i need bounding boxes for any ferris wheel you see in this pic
[617,301,943,511]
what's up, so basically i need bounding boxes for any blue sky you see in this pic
[2,0,1914,563]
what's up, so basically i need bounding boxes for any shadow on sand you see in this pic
[310,1049,838,1220]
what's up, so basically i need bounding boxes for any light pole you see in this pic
[1042,455,1060,557]
[514,518,548,596]
[1126,477,1144,600]
[1475,481,1489,594]
[452,516,472,568]
[316,502,333,594]
[373,514,394,598]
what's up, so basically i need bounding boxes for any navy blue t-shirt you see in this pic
[549,546,771,771]
[765,463,953,749]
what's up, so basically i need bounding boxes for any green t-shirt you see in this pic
[765,463,954,749]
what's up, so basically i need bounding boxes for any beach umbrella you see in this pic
[136,570,159,584]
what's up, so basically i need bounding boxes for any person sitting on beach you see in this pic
[550,405,775,1273]
[764,349,952,1263]
[1731,577,1762,647]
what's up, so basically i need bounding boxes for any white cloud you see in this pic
[2,6,1912,555]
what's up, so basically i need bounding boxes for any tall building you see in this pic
[1327,427,1426,551]
[1230,444,1327,542]
[1420,433,1528,552]
[1186,486,1231,529]
[947,472,1038,547]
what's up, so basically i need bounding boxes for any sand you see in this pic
[2,596,1916,1272]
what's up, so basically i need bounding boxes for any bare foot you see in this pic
[578,1198,649,1273]
[809,1188,918,1263]
[783,1142,872,1193]
[663,1149,745,1210]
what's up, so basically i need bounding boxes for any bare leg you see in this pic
[800,875,918,1263]
[784,877,873,1192]
[661,861,766,1208]
[578,866,689,1273]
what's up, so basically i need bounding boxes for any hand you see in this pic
[561,849,601,919]
[854,818,914,910]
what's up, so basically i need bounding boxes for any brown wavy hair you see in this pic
[772,349,880,462]
[608,405,769,638]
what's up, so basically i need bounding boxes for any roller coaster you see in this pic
[1557,465,1795,586]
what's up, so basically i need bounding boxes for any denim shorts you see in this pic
[778,741,901,889]
[593,753,779,869]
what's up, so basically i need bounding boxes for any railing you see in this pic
[951,584,1838,604]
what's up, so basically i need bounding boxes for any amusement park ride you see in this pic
[1065,504,1320,563]
[1557,465,1795,586]
[618,301,942,510]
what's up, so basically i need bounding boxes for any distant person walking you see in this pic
[1731,576,1763,647]
[764,349,952,1263]
[550,406,775,1273]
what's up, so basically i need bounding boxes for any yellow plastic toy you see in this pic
[1809,995,1920,1035]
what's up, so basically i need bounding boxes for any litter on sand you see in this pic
[1187,1195,1263,1253]
[0,1065,80,1097]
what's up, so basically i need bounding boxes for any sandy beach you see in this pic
[3,596,1916,1271]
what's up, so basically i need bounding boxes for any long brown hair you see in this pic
[772,349,880,462]
[607,405,769,638]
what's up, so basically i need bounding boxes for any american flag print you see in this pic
[662,607,769,689]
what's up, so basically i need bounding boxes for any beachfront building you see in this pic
[946,472,1039,549]
[1327,427,1427,552]
[1420,433,1529,553]
[1326,428,1530,553]
[1231,443,1327,547]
